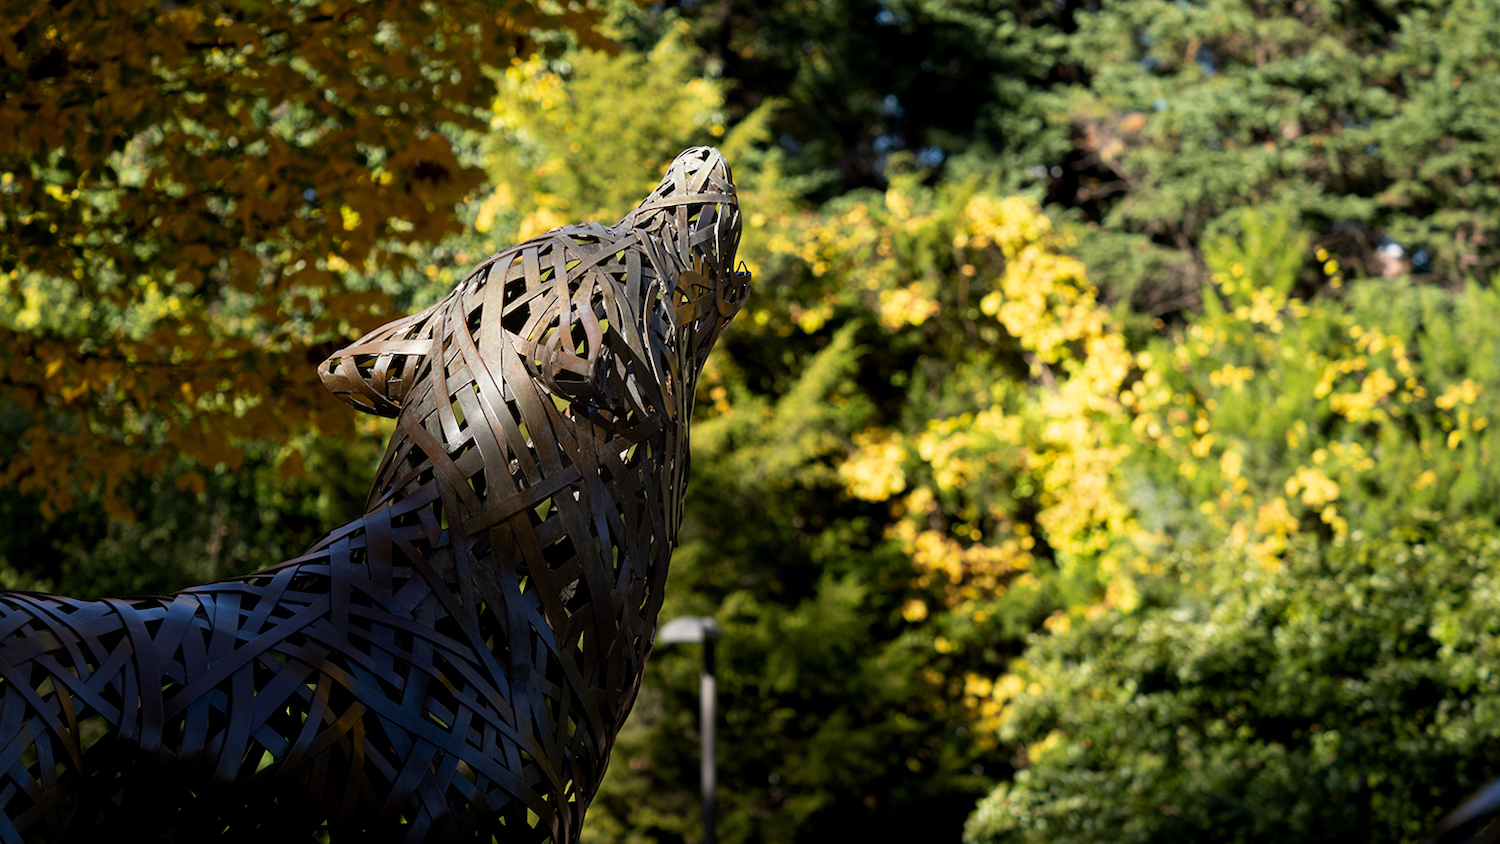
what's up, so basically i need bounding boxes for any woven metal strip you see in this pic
[0,146,747,842]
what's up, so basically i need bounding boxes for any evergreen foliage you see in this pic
[1047,0,1500,299]
[657,0,1500,301]
[966,521,1500,843]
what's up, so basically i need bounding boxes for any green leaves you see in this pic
[967,523,1500,844]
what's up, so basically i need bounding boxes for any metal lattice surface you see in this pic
[0,147,747,843]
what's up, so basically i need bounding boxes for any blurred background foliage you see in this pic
[6,0,1500,842]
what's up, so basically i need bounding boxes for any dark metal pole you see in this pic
[1357,764,1371,844]
[701,634,716,844]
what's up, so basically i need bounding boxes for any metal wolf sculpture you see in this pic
[0,147,747,843]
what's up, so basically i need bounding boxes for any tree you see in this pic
[1040,0,1500,305]
[609,0,1079,196]
[645,0,1500,310]
[958,0,1500,310]
[0,0,604,517]
[964,207,1500,842]
[481,22,744,236]
[965,521,1500,844]
[0,409,392,598]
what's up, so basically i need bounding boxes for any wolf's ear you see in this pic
[319,302,442,417]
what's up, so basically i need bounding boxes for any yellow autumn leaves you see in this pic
[821,187,1139,626]
[483,24,740,243]
[838,431,907,501]
[812,194,1499,741]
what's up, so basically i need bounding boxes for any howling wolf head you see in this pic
[321,146,746,429]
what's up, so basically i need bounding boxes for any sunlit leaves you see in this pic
[482,22,736,239]
[966,205,1500,842]
[0,0,604,516]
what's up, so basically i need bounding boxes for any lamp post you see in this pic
[656,615,721,844]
